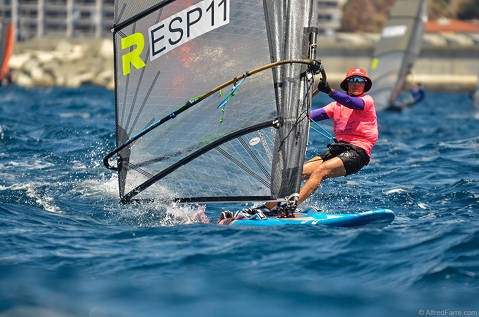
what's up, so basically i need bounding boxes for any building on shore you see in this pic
[0,0,114,40]
[0,0,346,41]
[317,0,346,36]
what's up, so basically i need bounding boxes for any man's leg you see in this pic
[264,156,324,209]
[297,157,346,205]
[264,156,323,210]
[266,157,346,209]
[302,156,323,180]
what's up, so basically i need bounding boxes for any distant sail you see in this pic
[107,0,318,203]
[0,21,14,81]
[474,75,479,110]
[368,0,427,110]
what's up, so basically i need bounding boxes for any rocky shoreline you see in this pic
[8,37,479,91]
[9,38,114,89]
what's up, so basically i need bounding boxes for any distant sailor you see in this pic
[388,82,425,111]
[409,82,425,105]
[262,67,378,213]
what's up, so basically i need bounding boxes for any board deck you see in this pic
[218,208,395,227]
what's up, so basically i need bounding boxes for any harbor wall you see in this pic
[8,37,479,91]
[318,43,479,92]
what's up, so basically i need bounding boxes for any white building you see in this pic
[0,0,346,40]
[0,0,114,40]
[318,0,345,36]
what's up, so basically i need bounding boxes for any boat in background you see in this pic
[368,0,427,111]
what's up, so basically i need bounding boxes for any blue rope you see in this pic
[309,117,335,142]
[217,77,246,109]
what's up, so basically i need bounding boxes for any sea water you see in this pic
[0,86,477,316]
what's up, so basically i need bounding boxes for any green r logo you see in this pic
[371,57,379,70]
[122,33,146,76]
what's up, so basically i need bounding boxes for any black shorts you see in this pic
[318,141,370,176]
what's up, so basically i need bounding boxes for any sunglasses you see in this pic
[348,77,366,83]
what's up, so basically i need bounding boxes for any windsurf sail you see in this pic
[474,75,479,110]
[104,0,320,204]
[368,0,427,110]
[0,20,14,82]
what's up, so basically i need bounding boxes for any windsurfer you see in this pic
[388,82,425,110]
[409,82,425,105]
[265,67,378,213]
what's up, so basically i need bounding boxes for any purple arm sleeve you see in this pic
[310,108,329,121]
[330,90,364,110]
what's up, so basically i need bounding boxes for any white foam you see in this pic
[419,212,436,219]
[165,203,210,225]
[74,175,210,225]
[4,158,54,170]
[59,112,91,119]
[385,188,407,194]
[8,182,62,213]
[72,174,119,199]
[418,202,429,209]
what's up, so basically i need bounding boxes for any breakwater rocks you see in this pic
[8,36,479,91]
[10,38,114,89]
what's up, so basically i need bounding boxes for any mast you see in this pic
[264,0,319,199]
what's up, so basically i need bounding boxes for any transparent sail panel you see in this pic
[135,127,277,201]
[369,0,427,110]
[114,0,168,26]
[114,0,277,201]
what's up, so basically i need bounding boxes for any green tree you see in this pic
[340,0,475,33]
[457,0,479,19]
[341,0,377,32]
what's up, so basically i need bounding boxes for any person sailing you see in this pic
[220,67,378,221]
[292,67,378,208]
[388,82,425,111]
[409,82,425,105]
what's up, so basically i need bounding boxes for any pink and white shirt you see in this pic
[311,93,378,157]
